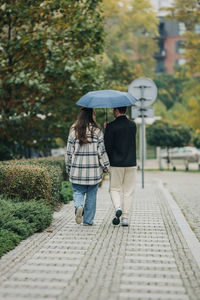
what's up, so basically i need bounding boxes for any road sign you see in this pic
[128,78,157,107]
[129,78,157,189]
[131,107,154,119]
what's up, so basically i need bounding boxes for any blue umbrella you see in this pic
[76,89,137,108]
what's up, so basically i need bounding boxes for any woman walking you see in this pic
[65,107,110,226]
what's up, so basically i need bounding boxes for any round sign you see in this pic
[128,77,157,107]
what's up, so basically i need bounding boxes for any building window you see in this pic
[176,41,185,54]
[178,22,186,35]
[176,58,186,65]
[195,23,200,34]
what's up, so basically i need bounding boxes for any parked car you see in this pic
[160,147,200,170]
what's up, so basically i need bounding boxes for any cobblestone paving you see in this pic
[145,172,200,242]
[0,175,200,300]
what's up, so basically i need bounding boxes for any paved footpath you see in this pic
[145,172,200,242]
[0,175,200,300]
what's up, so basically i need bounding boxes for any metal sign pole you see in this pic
[141,111,145,189]
[129,77,157,189]
[140,86,145,189]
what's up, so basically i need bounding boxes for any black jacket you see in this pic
[104,116,137,167]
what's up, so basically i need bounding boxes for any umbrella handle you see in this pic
[105,108,108,122]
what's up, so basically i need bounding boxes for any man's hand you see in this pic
[103,167,110,174]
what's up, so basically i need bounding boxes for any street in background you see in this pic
[160,146,200,171]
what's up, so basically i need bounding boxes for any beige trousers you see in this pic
[109,166,137,219]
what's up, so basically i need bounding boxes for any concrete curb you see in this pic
[158,179,200,269]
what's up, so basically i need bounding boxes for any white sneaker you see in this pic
[75,206,83,224]
[122,218,128,227]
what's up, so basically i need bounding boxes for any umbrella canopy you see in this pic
[76,90,137,108]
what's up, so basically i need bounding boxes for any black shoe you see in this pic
[112,209,122,225]
[83,223,94,226]
[116,209,122,218]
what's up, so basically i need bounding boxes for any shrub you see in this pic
[12,200,53,231]
[0,143,14,161]
[26,157,67,204]
[33,156,67,181]
[0,156,66,206]
[0,229,21,257]
[0,197,53,258]
[60,181,73,204]
[3,217,34,239]
[0,164,52,202]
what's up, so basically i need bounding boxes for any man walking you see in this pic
[104,107,137,226]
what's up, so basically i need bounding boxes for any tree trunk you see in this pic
[167,147,170,170]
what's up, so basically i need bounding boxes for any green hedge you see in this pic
[0,156,74,258]
[0,229,21,257]
[0,197,52,258]
[34,156,67,181]
[60,181,73,204]
[0,156,66,206]
[0,164,52,202]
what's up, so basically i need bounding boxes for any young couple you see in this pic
[65,106,137,227]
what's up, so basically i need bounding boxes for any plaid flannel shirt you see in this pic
[65,126,110,185]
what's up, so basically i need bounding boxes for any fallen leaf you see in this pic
[46,229,54,233]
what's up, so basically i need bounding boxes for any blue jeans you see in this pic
[72,183,98,225]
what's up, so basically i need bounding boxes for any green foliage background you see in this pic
[0,0,199,159]
[0,0,105,159]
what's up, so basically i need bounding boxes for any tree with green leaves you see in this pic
[147,120,192,167]
[152,66,200,132]
[102,0,158,89]
[165,0,200,75]
[161,0,200,133]
[147,121,192,148]
[153,72,187,110]
[104,55,143,91]
[0,0,104,159]
[169,75,200,131]
[193,131,200,149]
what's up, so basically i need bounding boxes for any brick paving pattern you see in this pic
[145,172,200,242]
[0,173,200,300]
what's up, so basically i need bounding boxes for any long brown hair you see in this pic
[74,107,98,146]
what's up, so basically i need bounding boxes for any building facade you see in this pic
[154,18,186,74]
